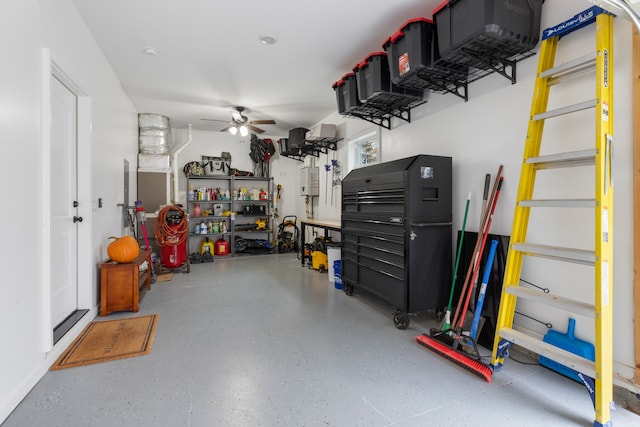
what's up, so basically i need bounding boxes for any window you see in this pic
[348,128,380,171]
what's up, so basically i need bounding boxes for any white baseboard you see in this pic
[0,306,98,424]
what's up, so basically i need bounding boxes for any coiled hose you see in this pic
[154,205,188,247]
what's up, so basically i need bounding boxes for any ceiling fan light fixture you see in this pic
[239,125,249,137]
[228,126,238,135]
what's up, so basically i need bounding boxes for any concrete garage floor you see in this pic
[3,254,639,426]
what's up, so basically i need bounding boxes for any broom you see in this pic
[450,167,503,331]
[452,176,503,334]
[441,192,471,331]
[416,167,504,383]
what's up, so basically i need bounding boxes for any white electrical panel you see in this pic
[300,167,319,196]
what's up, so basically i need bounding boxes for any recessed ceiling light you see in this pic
[258,34,277,45]
[143,46,158,56]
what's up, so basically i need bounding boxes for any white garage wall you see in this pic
[0,0,138,423]
[308,0,637,390]
[172,128,302,221]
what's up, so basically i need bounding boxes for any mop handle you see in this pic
[470,239,499,339]
[446,193,472,310]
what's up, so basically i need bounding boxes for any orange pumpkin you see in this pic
[107,236,140,263]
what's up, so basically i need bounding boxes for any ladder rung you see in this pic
[540,53,596,83]
[526,149,596,169]
[504,285,596,318]
[519,199,596,208]
[533,99,597,121]
[499,328,595,378]
[512,243,595,265]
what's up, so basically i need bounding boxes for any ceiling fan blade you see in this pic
[201,118,230,123]
[250,120,276,125]
[247,124,265,134]
[218,126,233,133]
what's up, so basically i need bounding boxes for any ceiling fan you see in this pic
[201,106,276,135]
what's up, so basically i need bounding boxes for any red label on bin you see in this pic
[399,52,410,76]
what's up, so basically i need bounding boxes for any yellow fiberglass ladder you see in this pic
[490,7,615,427]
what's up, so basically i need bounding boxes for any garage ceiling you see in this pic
[71,0,444,136]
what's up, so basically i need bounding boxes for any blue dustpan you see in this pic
[539,318,595,383]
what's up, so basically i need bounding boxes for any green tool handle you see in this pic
[446,193,471,311]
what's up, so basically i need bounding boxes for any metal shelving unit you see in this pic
[281,137,343,162]
[229,176,273,255]
[341,93,427,130]
[186,175,274,257]
[340,46,535,127]
[394,49,536,102]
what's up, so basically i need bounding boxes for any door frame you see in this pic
[633,27,640,388]
[41,48,93,352]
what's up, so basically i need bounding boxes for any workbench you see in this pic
[300,218,341,266]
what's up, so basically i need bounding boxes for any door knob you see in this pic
[73,216,83,223]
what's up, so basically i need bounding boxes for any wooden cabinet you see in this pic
[100,250,151,316]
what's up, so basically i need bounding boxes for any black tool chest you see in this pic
[341,154,452,328]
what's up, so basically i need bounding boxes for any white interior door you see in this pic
[50,75,79,328]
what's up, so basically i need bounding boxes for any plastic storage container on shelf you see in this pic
[432,0,544,65]
[332,72,361,115]
[331,82,346,114]
[287,127,309,152]
[383,17,470,93]
[353,52,424,104]
[382,18,439,88]
[277,138,291,156]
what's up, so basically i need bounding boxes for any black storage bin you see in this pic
[382,18,442,87]
[341,155,452,327]
[332,72,361,115]
[331,81,346,114]
[288,127,309,150]
[353,52,424,104]
[277,138,291,155]
[433,0,543,62]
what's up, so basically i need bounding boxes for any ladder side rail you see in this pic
[592,11,615,426]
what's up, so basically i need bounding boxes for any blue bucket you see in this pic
[333,260,342,290]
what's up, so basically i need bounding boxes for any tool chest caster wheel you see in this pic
[343,283,354,296]
[393,311,409,330]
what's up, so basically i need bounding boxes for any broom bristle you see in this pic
[415,334,492,383]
